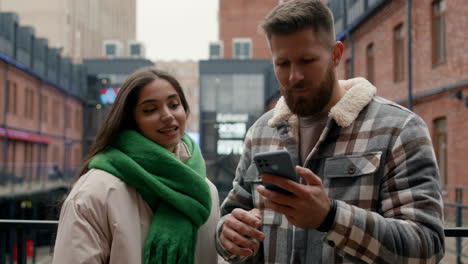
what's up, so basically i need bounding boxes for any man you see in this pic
[215,0,445,263]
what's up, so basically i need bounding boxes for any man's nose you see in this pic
[289,63,304,84]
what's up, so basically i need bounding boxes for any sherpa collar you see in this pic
[268,77,376,130]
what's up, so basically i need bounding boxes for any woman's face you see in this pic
[133,78,186,152]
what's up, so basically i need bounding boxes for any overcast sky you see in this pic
[136,0,219,62]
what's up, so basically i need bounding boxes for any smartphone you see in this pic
[253,150,299,195]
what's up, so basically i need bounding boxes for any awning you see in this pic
[0,128,52,144]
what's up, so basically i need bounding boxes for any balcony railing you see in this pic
[0,219,466,264]
[0,163,76,198]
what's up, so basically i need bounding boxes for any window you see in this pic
[103,40,122,58]
[432,0,446,65]
[367,43,375,84]
[75,148,81,167]
[105,44,116,56]
[52,145,59,164]
[393,23,405,82]
[42,95,48,123]
[42,145,49,164]
[233,38,252,59]
[7,82,17,114]
[24,142,34,180]
[75,109,81,130]
[24,89,34,119]
[66,146,72,169]
[66,106,71,129]
[7,140,16,173]
[345,58,353,79]
[130,44,141,56]
[209,42,223,59]
[433,117,447,185]
[52,100,59,126]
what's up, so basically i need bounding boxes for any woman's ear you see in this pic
[332,41,344,67]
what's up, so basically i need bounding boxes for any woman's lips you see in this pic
[158,127,178,135]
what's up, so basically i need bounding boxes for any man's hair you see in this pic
[261,0,336,48]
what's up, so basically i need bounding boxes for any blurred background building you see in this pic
[0,0,138,63]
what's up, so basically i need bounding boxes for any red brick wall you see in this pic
[219,0,277,59]
[0,61,5,126]
[218,0,468,190]
[6,67,41,131]
[0,62,85,175]
[336,0,468,189]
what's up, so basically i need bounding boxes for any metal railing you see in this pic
[0,220,58,264]
[0,219,467,264]
[442,185,468,264]
[0,163,76,198]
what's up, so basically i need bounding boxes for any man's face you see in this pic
[270,27,337,116]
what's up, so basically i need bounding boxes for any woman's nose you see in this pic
[160,107,174,122]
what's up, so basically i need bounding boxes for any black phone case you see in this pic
[253,150,298,194]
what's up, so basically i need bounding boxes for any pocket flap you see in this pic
[324,151,382,178]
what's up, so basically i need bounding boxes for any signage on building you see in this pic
[216,113,248,155]
[216,113,248,123]
[217,139,244,155]
[100,87,120,104]
[218,123,246,139]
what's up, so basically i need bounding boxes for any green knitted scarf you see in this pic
[88,130,211,264]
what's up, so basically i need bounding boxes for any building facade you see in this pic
[0,11,87,220]
[199,59,279,201]
[329,0,468,205]
[213,0,468,191]
[0,0,137,63]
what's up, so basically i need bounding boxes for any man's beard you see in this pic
[282,62,336,117]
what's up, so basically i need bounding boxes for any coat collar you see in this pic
[268,77,376,129]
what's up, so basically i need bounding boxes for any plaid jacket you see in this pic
[216,78,444,263]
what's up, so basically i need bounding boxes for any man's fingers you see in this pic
[228,210,265,241]
[220,209,265,257]
[260,173,299,194]
[232,208,262,228]
[296,166,322,186]
[250,208,262,219]
[220,224,259,255]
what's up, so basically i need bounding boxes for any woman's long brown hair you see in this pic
[72,67,190,186]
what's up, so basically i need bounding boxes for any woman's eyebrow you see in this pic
[139,94,179,105]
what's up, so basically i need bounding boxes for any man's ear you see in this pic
[332,41,344,67]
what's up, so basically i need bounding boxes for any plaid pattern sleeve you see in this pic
[325,99,445,263]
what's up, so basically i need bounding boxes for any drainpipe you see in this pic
[36,80,43,182]
[2,64,8,170]
[406,0,413,110]
[344,0,355,77]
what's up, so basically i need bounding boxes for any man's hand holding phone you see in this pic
[255,151,332,230]
[219,208,265,257]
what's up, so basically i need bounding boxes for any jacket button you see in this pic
[347,166,356,174]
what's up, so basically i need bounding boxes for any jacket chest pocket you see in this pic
[323,151,382,210]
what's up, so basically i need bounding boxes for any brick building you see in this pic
[332,0,468,204]
[0,12,87,221]
[0,0,138,63]
[213,0,468,200]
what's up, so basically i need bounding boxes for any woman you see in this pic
[52,67,219,264]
